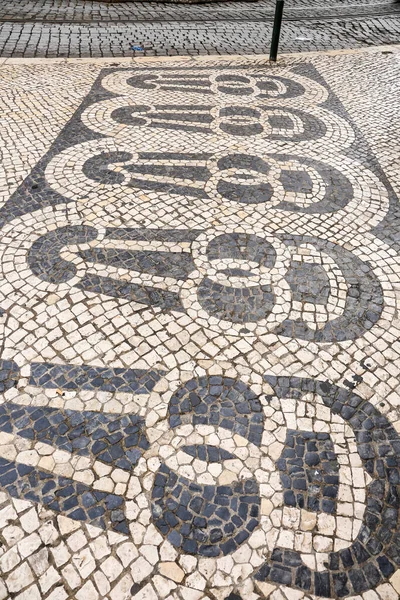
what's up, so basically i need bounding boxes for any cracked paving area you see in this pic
[0,48,399,600]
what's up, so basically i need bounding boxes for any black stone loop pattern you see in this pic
[195,232,383,341]
[197,232,277,324]
[80,150,353,215]
[152,465,260,558]
[277,429,340,516]
[168,375,265,445]
[255,376,400,599]
[109,103,328,142]
[27,227,384,344]
[27,225,203,314]
[123,73,306,101]
[276,235,384,342]
[151,376,265,557]
[27,224,99,284]
[0,367,399,597]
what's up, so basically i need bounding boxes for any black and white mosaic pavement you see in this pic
[0,51,399,600]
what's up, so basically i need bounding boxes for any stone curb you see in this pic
[0,43,399,67]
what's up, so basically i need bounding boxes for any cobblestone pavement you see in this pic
[0,47,400,599]
[0,0,400,57]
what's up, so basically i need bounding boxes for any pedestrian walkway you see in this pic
[0,47,399,600]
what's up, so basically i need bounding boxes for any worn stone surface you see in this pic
[0,0,400,57]
[0,48,399,599]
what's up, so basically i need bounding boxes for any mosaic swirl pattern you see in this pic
[0,61,399,600]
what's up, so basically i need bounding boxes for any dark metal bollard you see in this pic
[270,0,284,62]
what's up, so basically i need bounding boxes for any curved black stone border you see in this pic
[152,377,265,556]
[168,375,264,445]
[26,227,385,343]
[255,375,400,599]
[275,235,384,342]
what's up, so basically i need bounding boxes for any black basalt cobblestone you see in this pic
[30,362,165,394]
[0,457,129,534]
[0,404,149,470]
[0,360,20,393]
[152,464,260,557]
[168,376,264,446]
[277,429,340,514]
[255,376,400,598]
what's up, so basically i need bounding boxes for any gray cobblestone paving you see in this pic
[2,0,399,21]
[1,16,400,58]
[0,0,400,57]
